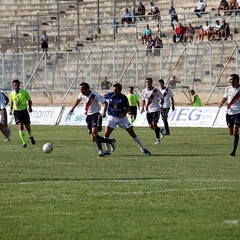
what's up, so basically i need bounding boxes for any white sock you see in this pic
[133,136,144,151]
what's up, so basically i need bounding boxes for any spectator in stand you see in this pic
[194,0,207,17]
[168,75,180,89]
[41,30,48,55]
[211,20,222,40]
[202,21,213,41]
[195,25,205,41]
[184,22,195,42]
[101,76,112,90]
[173,22,185,43]
[147,1,160,21]
[146,36,155,56]
[135,2,146,21]
[151,36,163,56]
[121,8,132,26]
[221,19,231,40]
[141,24,152,44]
[217,0,230,16]
[169,5,179,31]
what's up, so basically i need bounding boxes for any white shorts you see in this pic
[106,115,132,129]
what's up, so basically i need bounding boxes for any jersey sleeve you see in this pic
[95,92,106,104]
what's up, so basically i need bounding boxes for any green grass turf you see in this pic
[0,126,240,240]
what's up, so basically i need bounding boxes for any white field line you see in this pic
[91,187,233,196]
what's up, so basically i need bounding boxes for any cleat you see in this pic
[4,138,11,142]
[142,149,152,156]
[230,151,236,157]
[103,150,111,155]
[23,144,27,148]
[160,128,164,138]
[154,139,160,145]
[111,139,116,152]
[164,132,170,136]
[98,150,105,157]
[30,137,36,145]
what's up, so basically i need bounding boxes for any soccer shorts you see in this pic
[14,109,31,125]
[106,115,132,130]
[226,113,240,128]
[128,106,137,116]
[146,111,160,124]
[161,108,170,120]
[86,112,102,134]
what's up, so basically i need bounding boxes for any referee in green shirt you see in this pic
[127,87,140,126]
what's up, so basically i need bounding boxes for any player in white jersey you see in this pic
[0,92,11,141]
[69,82,115,157]
[159,79,175,135]
[141,78,163,144]
[219,74,240,157]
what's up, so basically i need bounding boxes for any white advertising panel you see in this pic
[212,107,227,128]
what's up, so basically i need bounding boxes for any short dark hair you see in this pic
[230,74,239,82]
[129,86,134,90]
[159,79,165,84]
[12,79,20,85]
[80,82,90,89]
[146,77,153,84]
[113,83,122,92]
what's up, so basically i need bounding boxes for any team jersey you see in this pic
[9,89,31,111]
[0,93,6,110]
[77,91,106,115]
[104,92,129,117]
[192,94,202,107]
[141,87,162,113]
[224,86,240,115]
[127,93,139,107]
[159,87,174,108]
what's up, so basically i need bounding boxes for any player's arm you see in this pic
[219,97,227,108]
[171,96,175,111]
[4,94,9,105]
[101,101,108,118]
[140,98,145,113]
[1,108,8,127]
[28,100,33,112]
[69,98,81,114]
[9,98,13,115]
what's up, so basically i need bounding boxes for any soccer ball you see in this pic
[43,143,53,153]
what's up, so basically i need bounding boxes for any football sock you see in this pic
[95,136,103,150]
[233,133,239,153]
[105,137,112,153]
[27,131,32,138]
[19,130,27,145]
[98,136,112,144]
[163,120,170,134]
[154,127,160,139]
[133,136,144,151]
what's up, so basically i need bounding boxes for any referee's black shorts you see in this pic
[14,109,31,124]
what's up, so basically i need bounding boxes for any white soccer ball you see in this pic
[43,143,53,153]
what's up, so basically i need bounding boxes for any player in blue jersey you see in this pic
[104,83,151,156]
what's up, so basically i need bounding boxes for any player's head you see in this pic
[80,82,90,95]
[129,86,134,93]
[12,79,20,92]
[113,83,122,94]
[190,90,195,95]
[229,74,239,84]
[145,78,153,88]
[158,79,165,88]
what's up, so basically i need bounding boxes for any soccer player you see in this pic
[69,82,115,157]
[190,90,202,107]
[127,86,140,126]
[141,78,163,144]
[0,92,11,141]
[104,83,151,156]
[159,79,175,135]
[219,73,240,157]
[9,79,35,148]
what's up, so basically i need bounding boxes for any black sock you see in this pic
[95,136,102,150]
[233,134,239,153]
[98,136,112,144]
[164,120,170,134]
[154,127,160,139]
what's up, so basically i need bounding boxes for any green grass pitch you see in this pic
[0,125,240,240]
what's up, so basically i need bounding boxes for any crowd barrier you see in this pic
[6,106,228,128]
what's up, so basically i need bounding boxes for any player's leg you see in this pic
[162,108,170,135]
[22,110,35,145]
[230,114,240,156]
[104,115,116,154]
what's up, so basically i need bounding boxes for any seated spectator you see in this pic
[217,0,230,15]
[151,36,163,56]
[184,22,195,42]
[147,1,160,20]
[101,76,112,90]
[221,19,230,40]
[121,8,132,26]
[146,36,155,56]
[195,25,205,41]
[202,21,213,41]
[168,75,180,89]
[173,23,185,43]
[211,20,222,40]
[194,0,207,17]
[169,5,179,31]
[141,24,152,44]
[135,2,146,21]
